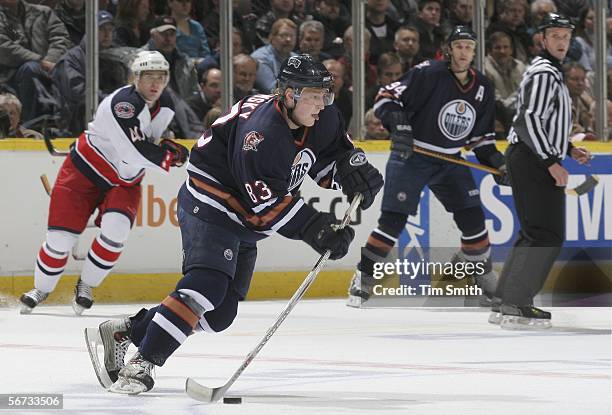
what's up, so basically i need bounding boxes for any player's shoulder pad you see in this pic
[158,89,175,111]
[109,85,146,120]
[317,102,343,125]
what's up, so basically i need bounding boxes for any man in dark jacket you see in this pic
[140,15,200,103]
[52,10,117,136]
[54,0,86,47]
[0,0,71,122]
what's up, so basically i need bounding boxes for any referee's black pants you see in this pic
[495,142,565,305]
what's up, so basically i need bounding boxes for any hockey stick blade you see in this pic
[40,174,52,196]
[186,194,363,403]
[565,175,599,196]
[44,135,69,157]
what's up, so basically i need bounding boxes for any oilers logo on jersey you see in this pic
[438,99,476,141]
[242,131,265,151]
[288,149,315,191]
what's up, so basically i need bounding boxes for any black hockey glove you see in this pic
[335,149,384,210]
[494,164,511,186]
[388,111,414,160]
[302,212,355,260]
[160,139,190,167]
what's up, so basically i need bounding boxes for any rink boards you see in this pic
[0,139,610,302]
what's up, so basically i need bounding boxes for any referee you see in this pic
[491,13,591,330]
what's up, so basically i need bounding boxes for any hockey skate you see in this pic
[85,318,132,388]
[109,352,155,395]
[451,253,498,307]
[500,304,552,330]
[347,269,376,308]
[19,288,49,314]
[487,297,503,325]
[72,278,94,315]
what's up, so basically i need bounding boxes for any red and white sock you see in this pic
[80,235,124,287]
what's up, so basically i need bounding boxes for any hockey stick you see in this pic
[40,174,52,196]
[186,194,363,403]
[44,135,70,157]
[414,146,598,196]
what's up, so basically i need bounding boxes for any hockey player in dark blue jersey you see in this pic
[86,54,383,394]
[347,26,510,307]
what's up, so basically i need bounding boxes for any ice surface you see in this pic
[0,299,610,414]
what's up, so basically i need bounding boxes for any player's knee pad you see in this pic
[176,268,230,312]
[197,288,240,333]
[46,229,78,253]
[453,206,486,237]
[378,211,408,238]
[99,211,131,244]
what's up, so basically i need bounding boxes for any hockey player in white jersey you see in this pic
[20,51,189,315]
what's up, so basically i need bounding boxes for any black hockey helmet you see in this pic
[537,12,575,32]
[447,25,477,45]
[277,54,334,90]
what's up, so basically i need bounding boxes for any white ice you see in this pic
[0,300,610,415]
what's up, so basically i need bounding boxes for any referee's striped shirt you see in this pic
[507,55,572,166]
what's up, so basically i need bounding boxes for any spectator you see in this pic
[54,0,85,47]
[0,106,9,138]
[364,108,389,139]
[187,68,221,120]
[168,0,211,64]
[529,0,556,29]
[114,0,151,48]
[412,0,444,60]
[338,25,378,90]
[484,31,526,136]
[574,7,595,72]
[293,0,312,23]
[0,0,71,123]
[387,0,418,24]
[0,93,44,139]
[251,18,297,92]
[312,0,350,58]
[366,0,401,65]
[528,30,543,57]
[486,0,530,63]
[141,15,200,102]
[298,20,332,62]
[564,62,595,135]
[196,27,245,74]
[366,52,402,109]
[393,25,423,71]
[323,58,352,127]
[441,0,473,38]
[197,0,259,53]
[255,0,302,47]
[52,10,117,136]
[233,54,260,102]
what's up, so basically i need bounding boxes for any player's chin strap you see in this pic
[279,98,305,128]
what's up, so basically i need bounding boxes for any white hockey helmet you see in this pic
[131,51,170,87]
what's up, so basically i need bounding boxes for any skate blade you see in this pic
[84,328,114,389]
[488,311,502,325]
[108,378,148,395]
[346,294,364,308]
[72,300,85,315]
[19,304,33,315]
[500,315,552,330]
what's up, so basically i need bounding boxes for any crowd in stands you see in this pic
[0,0,611,140]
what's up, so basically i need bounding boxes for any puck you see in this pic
[223,397,242,404]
